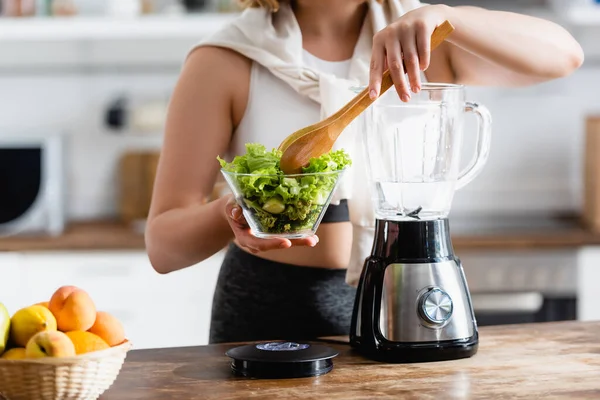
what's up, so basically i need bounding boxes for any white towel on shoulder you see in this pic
[192,0,425,287]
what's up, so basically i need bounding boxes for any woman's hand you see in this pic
[369,4,450,102]
[223,195,318,254]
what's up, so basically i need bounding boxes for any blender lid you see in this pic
[225,341,339,379]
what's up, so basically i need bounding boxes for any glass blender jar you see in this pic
[363,83,491,221]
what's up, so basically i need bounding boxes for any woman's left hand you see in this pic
[369,4,450,102]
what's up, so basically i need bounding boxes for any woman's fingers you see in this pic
[235,227,290,253]
[371,26,422,102]
[370,13,445,102]
[385,36,410,102]
[234,225,318,254]
[223,195,319,254]
[400,28,422,93]
[415,20,432,71]
[368,33,386,100]
[290,236,319,247]
[225,200,284,252]
[224,196,247,227]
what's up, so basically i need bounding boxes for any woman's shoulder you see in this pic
[183,45,252,127]
[186,45,252,81]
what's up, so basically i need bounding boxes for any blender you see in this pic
[349,83,492,363]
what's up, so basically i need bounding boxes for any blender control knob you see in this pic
[418,288,453,325]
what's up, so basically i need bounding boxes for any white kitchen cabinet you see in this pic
[0,14,238,70]
[13,249,224,350]
[577,246,600,321]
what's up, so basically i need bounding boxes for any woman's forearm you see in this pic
[445,5,584,79]
[145,195,233,274]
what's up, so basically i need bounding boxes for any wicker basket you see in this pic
[0,340,132,400]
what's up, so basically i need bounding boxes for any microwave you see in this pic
[0,134,66,237]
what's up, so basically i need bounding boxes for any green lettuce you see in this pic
[218,143,352,234]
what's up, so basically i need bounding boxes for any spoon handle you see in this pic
[329,20,455,137]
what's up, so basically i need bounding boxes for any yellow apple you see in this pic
[25,331,76,358]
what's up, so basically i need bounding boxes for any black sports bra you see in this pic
[320,199,350,223]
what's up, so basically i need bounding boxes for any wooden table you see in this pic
[100,320,600,399]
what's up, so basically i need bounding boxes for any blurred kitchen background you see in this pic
[1,0,600,349]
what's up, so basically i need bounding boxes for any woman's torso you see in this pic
[226,51,354,269]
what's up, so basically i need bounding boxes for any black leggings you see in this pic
[209,243,357,344]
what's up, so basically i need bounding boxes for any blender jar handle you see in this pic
[455,102,492,190]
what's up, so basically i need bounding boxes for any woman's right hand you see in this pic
[223,195,319,254]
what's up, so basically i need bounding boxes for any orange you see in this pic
[1,348,26,360]
[64,331,109,355]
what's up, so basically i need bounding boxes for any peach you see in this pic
[49,286,96,332]
[1,348,26,360]
[65,331,109,355]
[88,311,125,347]
[25,331,76,358]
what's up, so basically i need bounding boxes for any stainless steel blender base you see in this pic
[378,260,475,343]
[350,331,478,364]
[350,218,479,363]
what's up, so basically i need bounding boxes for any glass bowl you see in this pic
[220,168,347,239]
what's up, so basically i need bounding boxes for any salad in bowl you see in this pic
[218,143,351,239]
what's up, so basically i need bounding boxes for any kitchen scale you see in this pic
[226,341,339,379]
[349,82,492,363]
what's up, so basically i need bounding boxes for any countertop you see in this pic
[3,216,600,252]
[100,320,600,399]
[0,221,146,252]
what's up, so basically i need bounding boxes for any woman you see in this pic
[145,0,583,344]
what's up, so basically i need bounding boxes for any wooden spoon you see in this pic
[278,20,455,175]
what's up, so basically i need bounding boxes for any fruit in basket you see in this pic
[0,303,10,355]
[88,311,125,347]
[36,301,50,309]
[25,331,76,358]
[65,331,110,355]
[10,305,57,347]
[0,285,128,361]
[49,286,97,332]
[1,347,26,360]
